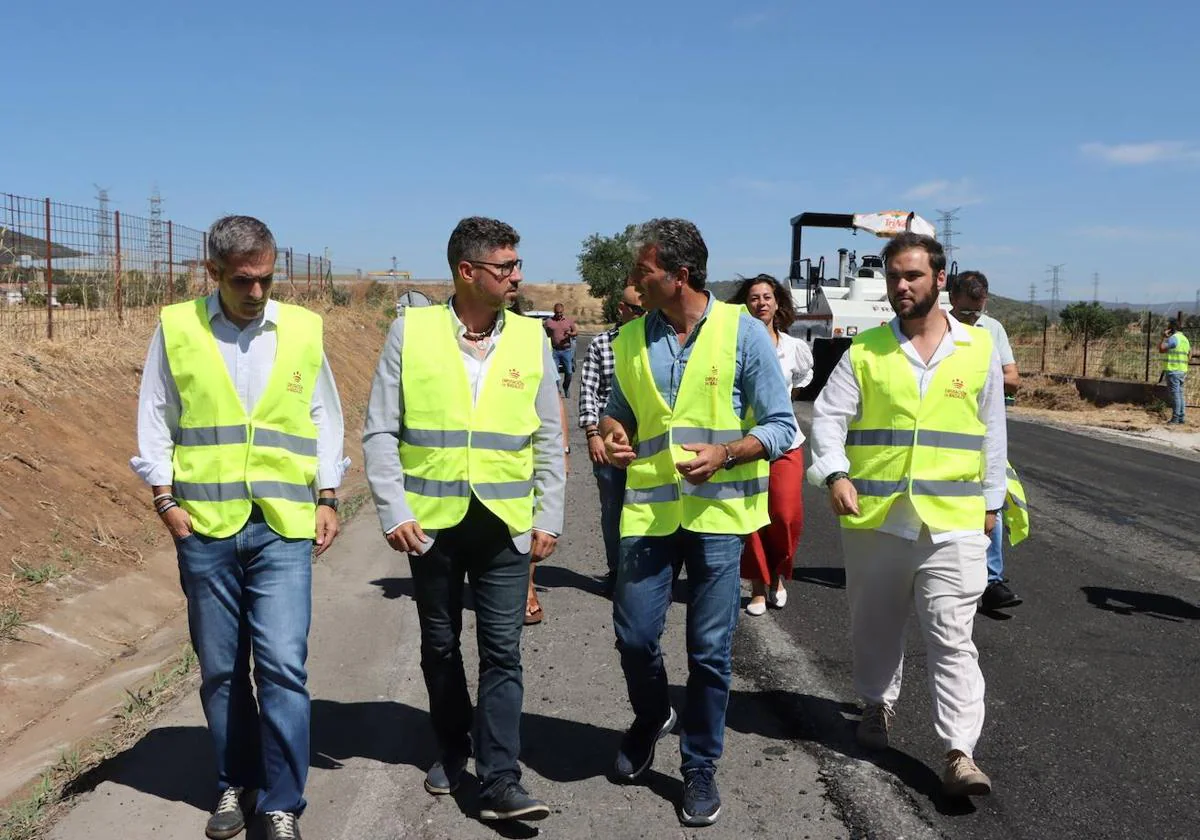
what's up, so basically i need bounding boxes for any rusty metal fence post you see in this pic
[306,254,312,295]
[45,198,54,340]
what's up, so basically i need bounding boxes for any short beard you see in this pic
[893,287,939,320]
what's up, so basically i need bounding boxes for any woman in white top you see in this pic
[729,275,814,616]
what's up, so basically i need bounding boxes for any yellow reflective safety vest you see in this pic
[161,298,322,540]
[612,301,770,537]
[399,305,544,534]
[1004,462,1030,546]
[843,323,993,532]
[1164,332,1191,373]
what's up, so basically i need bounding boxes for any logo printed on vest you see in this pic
[502,367,525,390]
[287,370,304,394]
[705,365,719,387]
[945,377,966,400]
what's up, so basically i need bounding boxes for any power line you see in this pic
[936,208,962,269]
[1046,263,1065,319]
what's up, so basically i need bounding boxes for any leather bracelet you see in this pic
[156,500,179,515]
[152,493,174,505]
[586,429,602,438]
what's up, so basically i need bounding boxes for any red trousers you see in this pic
[741,446,805,583]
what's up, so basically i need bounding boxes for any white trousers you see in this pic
[842,528,990,756]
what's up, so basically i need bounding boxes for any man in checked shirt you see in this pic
[579,285,645,593]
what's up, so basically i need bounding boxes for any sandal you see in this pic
[524,600,544,625]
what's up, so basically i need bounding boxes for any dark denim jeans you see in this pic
[1166,370,1186,422]
[593,464,626,575]
[986,514,1005,583]
[175,510,313,815]
[408,497,530,800]
[553,347,576,396]
[613,528,744,772]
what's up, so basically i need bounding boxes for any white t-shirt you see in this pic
[775,331,814,451]
[976,313,1016,367]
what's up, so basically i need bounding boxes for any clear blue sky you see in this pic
[6,0,1198,306]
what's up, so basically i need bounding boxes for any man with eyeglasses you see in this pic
[949,271,1023,612]
[578,284,645,593]
[131,215,347,840]
[362,216,565,823]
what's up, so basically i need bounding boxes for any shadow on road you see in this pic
[62,726,214,810]
[1081,586,1200,622]
[791,566,846,590]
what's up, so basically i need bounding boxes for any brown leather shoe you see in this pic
[943,750,992,796]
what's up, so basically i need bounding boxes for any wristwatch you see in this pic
[721,444,737,471]
[317,497,339,511]
[824,471,850,487]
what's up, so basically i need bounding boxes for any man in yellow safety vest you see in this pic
[600,218,797,827]
[808,232,1008,798]
[362,217,565,823]
[1159,319,1191,424]
[131,215,347,840]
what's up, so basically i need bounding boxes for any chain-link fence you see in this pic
[1011,317,1200,406]
[1,193,335,341]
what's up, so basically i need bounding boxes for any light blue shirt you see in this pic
[130,294,349,490]
[602,293,798,460]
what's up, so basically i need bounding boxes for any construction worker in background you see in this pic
[809,232,1006,798]
[601,218,797,827]
[578,284,645,594]
[949,271,1023,612]
[131,215,347,840]
[361,217,565,823]
[1159,319,1191,424]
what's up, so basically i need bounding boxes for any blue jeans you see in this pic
[987,514,1005,583]
[594,464,626,574]
[613,529,745,772]
[408,497,530,800]
[1166,370,1186,421]
[553,347,575,396]
[175,510,313,815]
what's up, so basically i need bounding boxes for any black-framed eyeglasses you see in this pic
[469,259,523,278]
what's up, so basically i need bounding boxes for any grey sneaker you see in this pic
[424,754,468,795]
[263,811,301,840]
[205,787,248,840]
[943,750,992,797]
[856,703,894,751]
[478,781,550,821]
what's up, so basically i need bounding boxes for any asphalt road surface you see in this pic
[753,408,1200,840]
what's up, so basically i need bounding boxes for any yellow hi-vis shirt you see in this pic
[161,298,321,539]
[399,305,544,535]
[843,323,993,533]
[612,301,769,537]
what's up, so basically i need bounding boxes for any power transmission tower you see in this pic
[1194,288,1199,315]
[94,184,112,259]
[149,184,164,280]
[1029,282,1037,307]
[936,208,962,269]
[1045,264,1065,319]
[1092,272,1100,304]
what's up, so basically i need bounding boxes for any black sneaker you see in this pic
[205,786,249,840]
[424,754,469,795]
[679,767,721,827]
[478,781,550,821]
[981,580,1022,611]
[613,707,678,782]
[263,810,302,840]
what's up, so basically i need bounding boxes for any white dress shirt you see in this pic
[130,294,349,490]
[775,331,815,451]
[807,312,1007,544]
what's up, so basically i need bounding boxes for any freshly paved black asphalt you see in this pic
[753,413,1200,840]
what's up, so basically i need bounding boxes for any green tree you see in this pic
[1059,301,1122,340]
[577,225,636,323]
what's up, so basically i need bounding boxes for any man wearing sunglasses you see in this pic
[578,284,646,593]
[950,271,1023,613]
[362,216,565,823]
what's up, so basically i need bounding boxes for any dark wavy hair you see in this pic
[727,273,796,333]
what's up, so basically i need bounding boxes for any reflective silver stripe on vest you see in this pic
[625,484,681,504]
[916,430,985,451]
[673,427,744,446]
[1008,493,1027,510]
[250,481,315,503]
[473,479,534,500]
[911,479,982,497]
[406,476,471,498]
[472,431,533,451]
[174,481,250,502]
[846,429,915,447]
[636,432,670,458]
[402,428,470,447]
[253,428,318,457]
[851,478,908,497]
[683,476,770,500]
[1006,467,1018,481]
[175,425,248,447]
